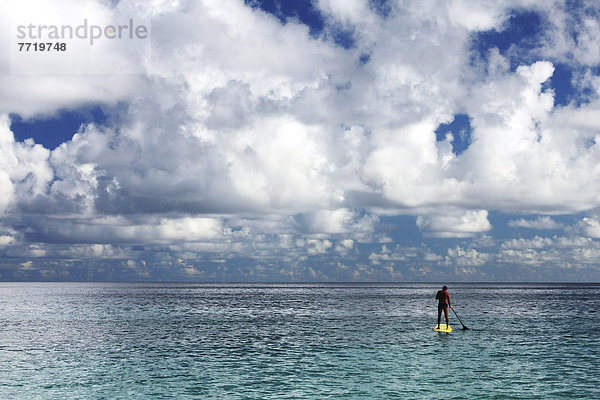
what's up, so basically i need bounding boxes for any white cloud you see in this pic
[0,0,148,116]
[20,260,34,270]
[367,244,421,265]
[499,248,541,266]
[4,1,600,220]
[334,239,354,253]
[0,235,15,245]
[424,252,443,262]
[447,0,505,31]
[446,246,489,266]
[61,244,119,258]
[0,115,53,214]
[301,209,355,234]
[508,216,564,230]
[555,236,593,247]
[317,0,376,26]
[299,209,378,242]
[417,209,491,238]
[576,217,600,238]
[2,1,599,216]
[502,236,554,250]
[157,217,222,241]
[303,239,333,255]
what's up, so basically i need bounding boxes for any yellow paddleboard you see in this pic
[434,324,452,333]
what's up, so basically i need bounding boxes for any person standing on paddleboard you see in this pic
[436,285,453,329]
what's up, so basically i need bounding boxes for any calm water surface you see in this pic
[0,283,599,399]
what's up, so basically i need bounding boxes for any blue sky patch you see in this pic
[547,63,574,106]
[10,106,107,149]
[245,0,356,48]
[359,53,371,64]
[368,0,392,18]
[546,65,600,107]
[435,114,472,156]
[471,9,545,71]
[245,0,325,35]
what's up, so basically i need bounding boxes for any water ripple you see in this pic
[0,282,599,399]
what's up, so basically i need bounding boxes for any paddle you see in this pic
[451,307,469,330]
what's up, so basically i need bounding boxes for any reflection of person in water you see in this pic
[436,285,453,328]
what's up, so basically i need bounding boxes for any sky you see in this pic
[1,0,600,282]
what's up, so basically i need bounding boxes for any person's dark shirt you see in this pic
[436,290,450,307]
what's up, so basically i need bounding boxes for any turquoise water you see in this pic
[0,283,599,399]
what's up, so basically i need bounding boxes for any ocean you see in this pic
[0,282,598,399]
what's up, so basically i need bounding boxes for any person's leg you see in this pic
[444,307,449,326]
[437,306,442,327]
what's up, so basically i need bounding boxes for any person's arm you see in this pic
[448,294,453,309]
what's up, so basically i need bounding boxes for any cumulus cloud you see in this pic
[508,216,564,230]
[5,1,600,220]
[2,0,600,280]
[0,0,148,116]
[576,217,600,238]
[502,236,554,250]
[0,115,53,214]
[367,244,421,266]
[0,235,14,245]
[417,209,491,238]
[297,238,333,255]
[334,239,354,253]
[446,246,489,266]
[499,248,542,266]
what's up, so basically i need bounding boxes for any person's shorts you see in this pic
[438,303,448,311]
